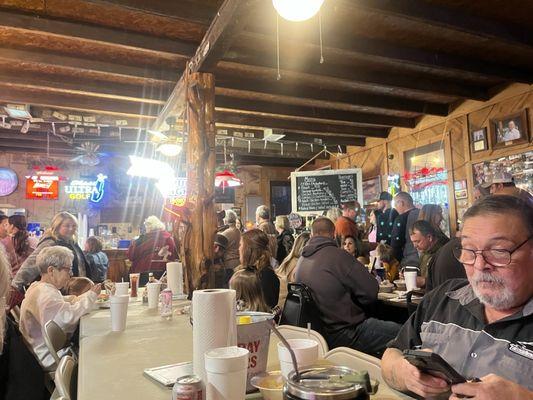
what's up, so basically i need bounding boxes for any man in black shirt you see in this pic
[390,192,419,266]
[426,237,466,291]
[381,195,533,399]
[376,192,398,245]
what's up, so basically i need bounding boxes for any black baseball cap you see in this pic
[379,191,393,201]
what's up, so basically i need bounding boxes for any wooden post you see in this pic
[185,71,217,290]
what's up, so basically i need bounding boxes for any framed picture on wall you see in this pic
[470,127,488,153]
[489,109,529,149]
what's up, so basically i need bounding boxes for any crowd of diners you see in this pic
[0,170,532,399]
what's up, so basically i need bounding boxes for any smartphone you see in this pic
[403,349,466,384]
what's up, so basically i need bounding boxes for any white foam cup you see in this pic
[277,339,319,379]
[404,271,418,292]
[114,282,129,296]
[146,282,162,309]
[109,295,129,331]
[205,346,249,400]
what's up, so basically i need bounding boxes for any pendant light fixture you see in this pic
[272,0,325,22]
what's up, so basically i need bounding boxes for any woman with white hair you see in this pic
[127,215,177,274]
[10,212,96,307]
[20,246,100,370]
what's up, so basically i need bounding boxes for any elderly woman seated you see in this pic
[20,246,100,370]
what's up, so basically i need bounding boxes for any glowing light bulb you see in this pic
[272,0,325,22]
[157,143,182,157]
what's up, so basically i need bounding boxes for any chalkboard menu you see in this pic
[215,186,235,203]
[291,169,363,214]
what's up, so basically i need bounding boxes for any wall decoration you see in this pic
[470,127,488,153]
[26,172,60,200]
[454,180,468,200]
[362,176,381,205]
[472,150,533,193]
[0,167,18,196]
[490,109,529,149]
[64,173,108,203]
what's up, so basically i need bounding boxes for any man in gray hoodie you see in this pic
[295,217,400,357]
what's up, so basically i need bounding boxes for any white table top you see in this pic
[79,299,411,400]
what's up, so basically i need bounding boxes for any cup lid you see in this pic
[285,366,367,400]
[109,295,129,303]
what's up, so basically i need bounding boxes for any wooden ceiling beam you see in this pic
[215,96,416,128]
[153,0,261,131]
[0,74,168,105]
[217,153,307,167]
[217,59,489,101]
[0,48,178,83]
[216,76,449,117]
[0,10,197,57]
[347,0,533,49]
[216,111,389,138]
[238,31,533,84]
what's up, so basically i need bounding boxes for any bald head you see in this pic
[311,217,335,238]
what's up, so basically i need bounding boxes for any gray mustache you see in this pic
[472,273,505,285]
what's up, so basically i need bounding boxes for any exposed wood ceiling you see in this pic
[0,0,532,166]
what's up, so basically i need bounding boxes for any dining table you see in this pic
[78,295,413,400]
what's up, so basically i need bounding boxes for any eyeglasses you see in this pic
[453,235,532,267]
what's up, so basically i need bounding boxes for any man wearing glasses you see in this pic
[381,195,533,399]
[20,246,101,370]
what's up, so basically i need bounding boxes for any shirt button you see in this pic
[470,352,477,358]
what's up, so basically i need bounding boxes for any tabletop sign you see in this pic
[291,168,363,215]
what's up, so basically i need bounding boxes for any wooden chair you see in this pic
[54,356,77,400]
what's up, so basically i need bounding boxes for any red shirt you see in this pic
[335,216,359,239]
[127,229,177,273]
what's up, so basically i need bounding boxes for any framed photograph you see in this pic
[454,180,468,200]
[362,176,382,205]
[470,127,488,153]
[490,110,529,149]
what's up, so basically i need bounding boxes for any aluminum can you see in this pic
[160,288,173,318]
[172,375,203,400]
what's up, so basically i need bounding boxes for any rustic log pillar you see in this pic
[185,71,217,290]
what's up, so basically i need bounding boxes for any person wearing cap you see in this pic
[376,192,399,245]
[482,171,533,207]
[213,233,232,288]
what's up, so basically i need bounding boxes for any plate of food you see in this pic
[96,293,110,308]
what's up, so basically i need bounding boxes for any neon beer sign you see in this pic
[65,173,107,203]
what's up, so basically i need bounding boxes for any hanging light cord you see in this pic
[319,10,324,64]
[276,14,281,80]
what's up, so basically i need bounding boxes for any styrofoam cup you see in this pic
[110,295,129,331]
[114,282,129,296]
[205,346,249,400]
[277,339,318,379]
[404,271,418,292]
[147,282,161,309]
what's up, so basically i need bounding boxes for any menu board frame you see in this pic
[290,168,363,215]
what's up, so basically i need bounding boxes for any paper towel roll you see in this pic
[193,289,237,381]
[166,262,183,296]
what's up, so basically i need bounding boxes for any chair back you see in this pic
[324,347,382,381]
[267,324,329,371]
[280,283,324,333]
[54,355,77,400]
[44,320,68,367]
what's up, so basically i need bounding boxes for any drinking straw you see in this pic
[269,320,300,381]
[307,322,311,339]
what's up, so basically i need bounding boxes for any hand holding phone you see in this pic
[403,349,466,385]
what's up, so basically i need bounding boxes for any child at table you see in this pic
[230,268,270,313]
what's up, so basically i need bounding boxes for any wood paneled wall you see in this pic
[324,83,533,235]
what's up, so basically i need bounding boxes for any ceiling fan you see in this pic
[70,142,106,166]
[125,117,185,157]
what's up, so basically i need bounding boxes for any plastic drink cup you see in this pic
[147,282,162,309]
[277,339,319,379]
[404,271,418,292]
[114,282,129,296]
[129,273,140,297]
[109,295,129,331]
[205,346,249,400]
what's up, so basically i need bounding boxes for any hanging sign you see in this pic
[64,173,107,203]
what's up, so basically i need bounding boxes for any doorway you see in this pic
[270,181,292,218]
